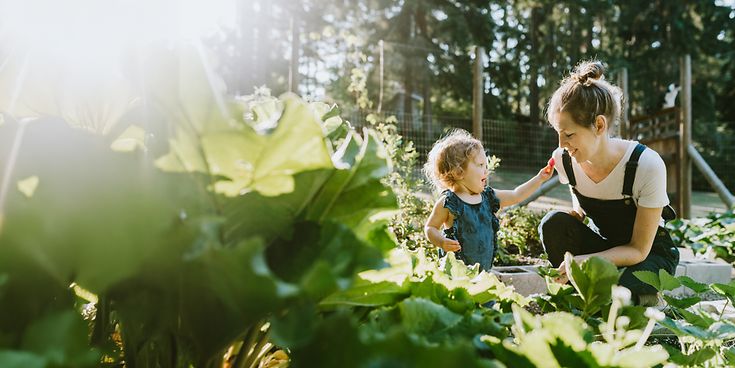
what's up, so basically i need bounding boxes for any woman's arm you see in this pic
[555,206,663,282]
[584,206,662,265]
[424,197,461,252]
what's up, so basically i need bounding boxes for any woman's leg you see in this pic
[538,211,610,267]
[620,233,680,302]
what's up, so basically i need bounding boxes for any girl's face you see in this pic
[456,149,488,195]
[550,111,602,162]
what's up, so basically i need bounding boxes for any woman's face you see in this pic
[550,111,601,162]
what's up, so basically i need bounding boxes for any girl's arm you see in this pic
[495,165,554,208]
[424,197,461,252]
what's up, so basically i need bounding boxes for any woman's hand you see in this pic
[568,210,585,222]
[440,238,461,252]
[553,261,569,284]
[553,254,590,284]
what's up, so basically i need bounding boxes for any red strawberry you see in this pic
[545,157,555,174]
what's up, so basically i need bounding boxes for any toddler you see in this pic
[423,129,554,271]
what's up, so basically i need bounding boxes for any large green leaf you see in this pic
[202,94,333,197]
[568,255,620,317]
[305,129,397,233]
[265,220,383,300]
[0,119,205,293]
[0,352,45,368]
[399,297,464,336]
[21,310,99,367]
[320,281,410,308]
[178,238,289,361]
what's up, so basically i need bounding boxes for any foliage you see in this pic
[365,113,434,251]
[495,207,546,266]
[636,269,735,366]
[666,209,735,263]
[0,45,398,367]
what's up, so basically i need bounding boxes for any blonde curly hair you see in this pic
[423,129,484,192]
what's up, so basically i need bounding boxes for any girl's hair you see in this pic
[546,60,624,130]
[423,129,483,192]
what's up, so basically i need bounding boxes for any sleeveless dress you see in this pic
[441,186,501,271]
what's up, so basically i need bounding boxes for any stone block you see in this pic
[492,265,547,296]
[666,260,731,297]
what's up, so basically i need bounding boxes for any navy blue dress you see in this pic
[441,186,501,271]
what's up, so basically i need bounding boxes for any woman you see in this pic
[540,60,679,305]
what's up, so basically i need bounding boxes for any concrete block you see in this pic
[678,247,695,261]
[492,265,547,296]
[666,260,731,297]
[679,260,731,285]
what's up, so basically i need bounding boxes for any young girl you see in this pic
[423,129,554,271]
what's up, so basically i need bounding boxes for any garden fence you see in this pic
[348,110,735,194]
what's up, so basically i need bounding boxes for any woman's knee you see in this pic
[538,211,577,241]
[539,211,578,265]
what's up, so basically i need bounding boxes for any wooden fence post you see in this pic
[472,46,484,141]
[679,55,692,218]
[617,67,629,138]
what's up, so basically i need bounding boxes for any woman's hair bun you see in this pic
[573,60,605,86]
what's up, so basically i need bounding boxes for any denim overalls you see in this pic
[539,143,680,299]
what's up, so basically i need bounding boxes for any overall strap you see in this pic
[622,143,646,196]
[562,150,576,187]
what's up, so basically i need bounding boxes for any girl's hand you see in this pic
[537,157,555,181]
[441,238,461,252]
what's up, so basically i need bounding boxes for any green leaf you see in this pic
[266,221,383,300]
[723,346,735,364]
[305,129,397,230]
[633,270,660,290]
[480,335,537,368]
[658,269,681,291]
[548,338,600,368]
[663,295,700,309]
[614,345,669,368]
[568,256,620,317]
[178,238,288,360]
[678,276,710,293]
[711,283,735,305]
[202,95,333,197]
[664,345,716,366]
[21,310,100,367]
[320,281,409,308]
[658,317,711,340]
[399,297,463,335]
[269,303,319,349]
[0,352,45,368]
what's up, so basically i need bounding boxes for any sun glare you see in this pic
[0,0,236,117]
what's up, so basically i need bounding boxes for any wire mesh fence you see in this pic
[347,110,735,197]
[346,110,558,179]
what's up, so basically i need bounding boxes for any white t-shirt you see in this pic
[552,139,670,209]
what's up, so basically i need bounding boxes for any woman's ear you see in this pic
[594,115,607,135]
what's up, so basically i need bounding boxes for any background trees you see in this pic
[220,0,733,126]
